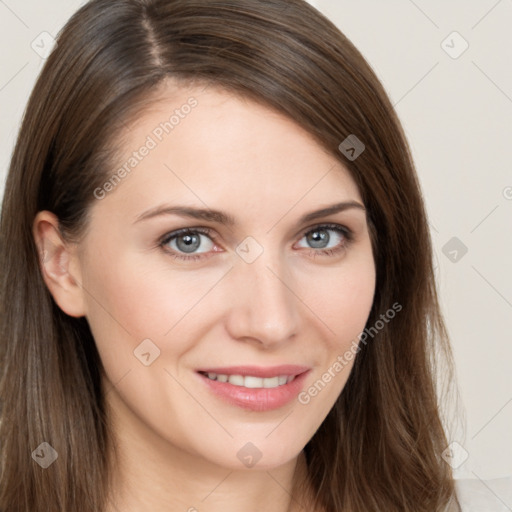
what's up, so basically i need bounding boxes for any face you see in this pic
[63,84,376,470]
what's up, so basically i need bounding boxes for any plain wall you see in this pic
[1,0,511,482]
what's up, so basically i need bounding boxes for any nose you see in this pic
[223,253,300,348]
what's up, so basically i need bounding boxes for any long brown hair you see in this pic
[0,0,461,510]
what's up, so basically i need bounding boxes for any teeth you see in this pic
[244,376,263,388]
[228,375,245,386]
[204,373,295,388]
[263,376,279,388]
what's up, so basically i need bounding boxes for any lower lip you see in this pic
[197,371,310,412]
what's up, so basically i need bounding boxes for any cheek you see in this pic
[80,247,228,370]
[81,264,159,381]
[306,252,376,346]
[295,256,375,421]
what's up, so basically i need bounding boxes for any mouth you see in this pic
[195,365,310,411]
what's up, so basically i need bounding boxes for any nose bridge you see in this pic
[225,246,299,344]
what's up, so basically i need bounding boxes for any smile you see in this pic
[195,365,310,411]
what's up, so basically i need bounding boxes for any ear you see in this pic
[32,211,87,318]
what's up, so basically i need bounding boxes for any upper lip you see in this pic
[196,365,310,378]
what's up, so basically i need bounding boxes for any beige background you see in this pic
[1,0,511,489]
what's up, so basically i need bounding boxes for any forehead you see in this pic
[92,83,362,224]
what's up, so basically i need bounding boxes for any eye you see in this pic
[292,224,352,256]
[160,228,216,259]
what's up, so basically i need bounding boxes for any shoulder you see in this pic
[454,476,512,511]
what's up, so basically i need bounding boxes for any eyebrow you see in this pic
[134,200,366,226]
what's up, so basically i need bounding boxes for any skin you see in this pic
[33,82,376,512]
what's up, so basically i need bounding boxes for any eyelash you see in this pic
[159,223,353,262]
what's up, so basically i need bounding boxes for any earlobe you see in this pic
[32,211,87,318]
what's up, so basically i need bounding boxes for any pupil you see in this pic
[308,230,329,248]
[177,234,200,253]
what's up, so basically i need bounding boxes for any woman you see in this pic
[0,0,464,510]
